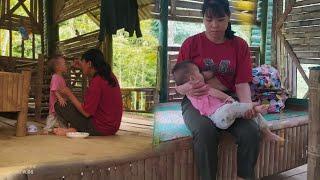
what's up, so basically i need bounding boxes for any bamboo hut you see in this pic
[0,0,319,179]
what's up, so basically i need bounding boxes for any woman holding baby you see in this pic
[175,0,261,179]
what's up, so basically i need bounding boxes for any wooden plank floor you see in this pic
[1,114,308,180]
[0,116,153,178]
[262,164,307,180]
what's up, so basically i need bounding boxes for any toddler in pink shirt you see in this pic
[172,61,284,141]
[43,55,70,133]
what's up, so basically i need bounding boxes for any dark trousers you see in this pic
[54,102,102,136]
[181,97,260,180]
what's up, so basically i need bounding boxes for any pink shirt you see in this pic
[187,94,225,116]
[49,74,66,114]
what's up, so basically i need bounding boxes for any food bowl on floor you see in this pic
[66,132,89,138]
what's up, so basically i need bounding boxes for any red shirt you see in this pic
[177,32,252,92]
[82,74,123,135]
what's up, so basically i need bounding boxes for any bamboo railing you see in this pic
[121,88,158,113]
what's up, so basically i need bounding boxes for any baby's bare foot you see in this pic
[39,129,50,135]
[262,129,285,142]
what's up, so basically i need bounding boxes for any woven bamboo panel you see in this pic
[0,71,23,112]
[0,71,31,136]
[57,30,100,58]
[0,56,47,118]
[284,1,320,64]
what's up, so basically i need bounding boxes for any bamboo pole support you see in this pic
[308,66,320,180]
[260,0,268,64]
[159,0,169,103]
[16,70,31,137]
[35,55,44,120]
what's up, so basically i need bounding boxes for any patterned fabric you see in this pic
[251,64,288,113]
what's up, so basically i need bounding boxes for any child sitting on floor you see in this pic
[42,55,76,134]
[172,61,284,141]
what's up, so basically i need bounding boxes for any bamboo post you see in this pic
[260,0,268,64]
[16,70,31,137]
[159,0,169,103]
[44,0,58,57]
[136,90,141,111]
[271,0,278,67]
[35,55,44,120]
[307,66,320,180]
[104,34,113,66]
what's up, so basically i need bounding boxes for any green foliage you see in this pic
[173,21,204,45]
[0,0,41,58]
[170,21,251,46]
[11,0,30,17]
[59,14,99,41]
[113,20,159,88]
[0,29,41,58]
[150,20,159,40]
[0,29,9,56]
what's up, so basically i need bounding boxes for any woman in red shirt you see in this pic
[54,48,123,136]
[175,0,260,179]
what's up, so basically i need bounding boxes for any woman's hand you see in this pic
[188,80,209,97]
[59,87,73,98]
[202,70,214,81]
[235,83,257,119]
[58,98,67,107]
[243,109,257,119]
[224,96,235,104]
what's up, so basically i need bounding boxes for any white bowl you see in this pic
[66,132,89,138]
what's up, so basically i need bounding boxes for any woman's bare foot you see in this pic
[53,128,77,136]
[262,128,285,142]
[39,129,50,135]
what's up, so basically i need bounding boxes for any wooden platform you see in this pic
[0,102,309,179]
[0,128,153,179]
[0,113,155,179]
[262,164,307,180]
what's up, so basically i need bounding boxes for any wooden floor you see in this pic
[0,114,308,179]
[0,115,153,178]
[262,164,307,180]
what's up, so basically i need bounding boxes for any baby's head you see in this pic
[172,61,204,86]
[48,55,67,74]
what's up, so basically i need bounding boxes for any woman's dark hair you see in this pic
[202,0,235,39]
[172,60,197,86]
[81,48,117,87]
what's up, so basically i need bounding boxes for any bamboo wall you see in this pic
[0,0,44,59]
[0,0,45,119]
[272,0,320,98]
